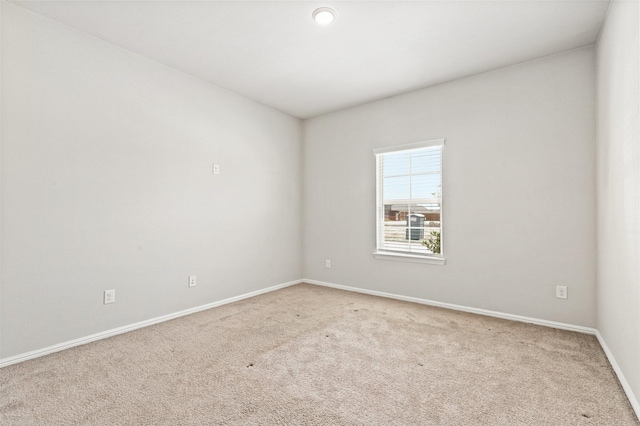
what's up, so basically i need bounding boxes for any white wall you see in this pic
[303,47,597,327]
[0,2,302,358]
[0,0,616,370]
[596,0,640,410]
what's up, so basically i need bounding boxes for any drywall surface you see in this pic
[1,3,301,358]
[303,47,597,327]
[596,0,640,408]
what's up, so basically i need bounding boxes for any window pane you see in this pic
[383,176,410,200]
[411,148,441,174]
[382,202,441,254]
[383,151,410,176]
[376,141,443,258]
[411,174,441,199]
[422,204,441,254]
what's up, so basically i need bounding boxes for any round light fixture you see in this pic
[312,7,337,25]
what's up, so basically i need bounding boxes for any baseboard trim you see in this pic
[595,331,640,419]
[0,279,302,368]
[303,279,596,335]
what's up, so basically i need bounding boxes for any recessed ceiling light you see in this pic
[312,7,337,25]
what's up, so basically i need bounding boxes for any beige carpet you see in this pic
[1,283,637,425]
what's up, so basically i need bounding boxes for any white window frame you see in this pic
[373,138,445,265]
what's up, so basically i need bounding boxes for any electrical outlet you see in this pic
[325,259,331,268]
[104,289,115,304]
[213,164,220,175]
[189,275,197,287]
[556,285,568,299]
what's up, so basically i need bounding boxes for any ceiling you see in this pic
[11,0,610,119]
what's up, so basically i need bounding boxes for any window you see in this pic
[373,139,444,264]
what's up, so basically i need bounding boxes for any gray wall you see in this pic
[596,0,640,408]
[0,1,618,371]
[0,3,302,358]
[303,47,597,327]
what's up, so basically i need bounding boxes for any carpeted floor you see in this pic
[1,283,638,425]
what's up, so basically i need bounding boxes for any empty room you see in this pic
[1,0,639,424]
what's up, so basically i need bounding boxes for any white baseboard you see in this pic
[0,279,302,369]
[304,278,596,334]
[595,331,640,419]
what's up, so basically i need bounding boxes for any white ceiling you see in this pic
[12,0,610,119]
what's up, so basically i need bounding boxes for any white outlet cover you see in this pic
[325,259,331,268]
[104,289,116,304]
[556,285,568,299]
[189,275,197,287]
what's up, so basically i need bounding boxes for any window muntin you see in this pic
[374,140,444,259]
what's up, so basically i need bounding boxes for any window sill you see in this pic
[373,251,446,265]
